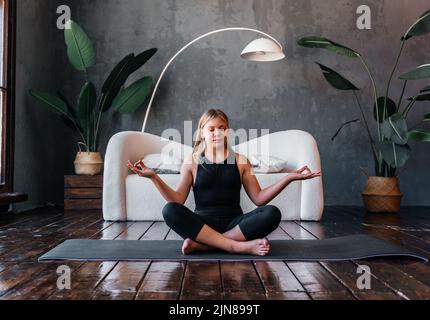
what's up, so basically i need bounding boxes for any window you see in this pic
[0,0,15,194]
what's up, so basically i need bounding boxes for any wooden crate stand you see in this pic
[64,175,103,210]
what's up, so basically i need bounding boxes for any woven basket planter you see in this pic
[362,176,402,213]
[74,152,104,176]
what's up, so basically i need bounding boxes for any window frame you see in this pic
[0,0,16,194]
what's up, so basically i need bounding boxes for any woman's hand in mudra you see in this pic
[289,165,321,181]
[127,160,156,178]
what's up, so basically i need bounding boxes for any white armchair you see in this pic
[103,130,324,221]
[102,129,324,221]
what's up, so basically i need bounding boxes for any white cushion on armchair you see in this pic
[103,130,324,221]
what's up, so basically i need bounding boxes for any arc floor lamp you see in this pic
[141,27,286,132]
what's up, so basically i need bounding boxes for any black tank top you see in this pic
[193,147,243,215]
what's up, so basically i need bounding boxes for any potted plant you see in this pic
[30,20,157,175]
[298,9,430,213]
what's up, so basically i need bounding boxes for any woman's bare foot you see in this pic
[182,238,212,255]
[182,237,270,256]
[233,238,270,256]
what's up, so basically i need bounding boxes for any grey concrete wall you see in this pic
[14,0,77,212]
[14,0,430,211]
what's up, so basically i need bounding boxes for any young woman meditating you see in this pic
[127,109,321,256]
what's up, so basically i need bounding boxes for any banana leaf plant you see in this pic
[298,9,430,177]
[29,20,157,152]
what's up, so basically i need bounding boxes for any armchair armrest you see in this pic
[103,131,164,221]
[235,129,324,221]
[292,131,324,221]
[267,130,324,220]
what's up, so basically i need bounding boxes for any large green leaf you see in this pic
[29,90,69,115]
[56,91,76,118]
[419,85,430,91]
[381,113,408,145]
[100,54,135,111]
[399,64,430,80]
[29,90,85,136]
[77,82,96,132]
[60,116,77,132]
[414,91,430,101]
[101,49,157,112]
[409,86,430,101]
[373,97,397,123]
[408,130,430,142]
[378,142,411,168]
[298,36,360,58]
[56,91,81,132]
[64,20,95,71]
[403,9,430,40]
[316,63,359,90]
[101,54,134,94]
[112,77,153,113]
[126,48,158,75]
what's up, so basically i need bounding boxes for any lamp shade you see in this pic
[240,38,285,61]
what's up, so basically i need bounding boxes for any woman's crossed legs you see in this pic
[162,202,282,255]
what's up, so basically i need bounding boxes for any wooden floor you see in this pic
[0,206,429,300]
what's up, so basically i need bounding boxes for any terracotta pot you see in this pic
[74,151,103,175]
[362,176,402,213]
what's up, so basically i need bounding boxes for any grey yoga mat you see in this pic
[38,234,427,262]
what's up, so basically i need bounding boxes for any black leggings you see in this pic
[162,202,282,241]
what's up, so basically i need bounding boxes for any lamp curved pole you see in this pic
[141,27,284,132]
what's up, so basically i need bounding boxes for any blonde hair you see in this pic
[192,109,229,164]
